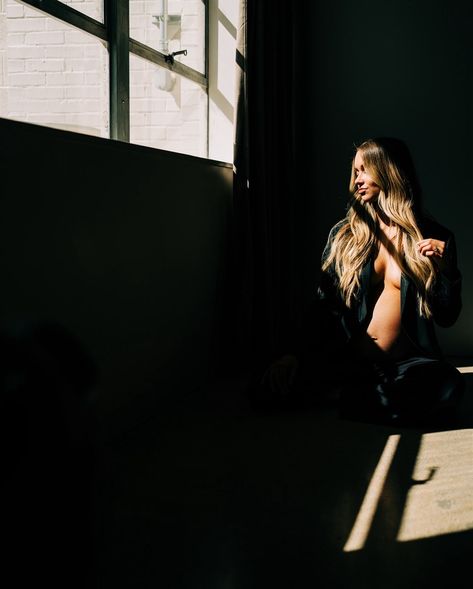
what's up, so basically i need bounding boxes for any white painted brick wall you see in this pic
[7,18,46,32]
[6,1,23,18]
[25,31,66,45]
[128,0,207,156]
[8,71,46,86]
[0,0,207,155]
[26,59,65,72]
[0,0,107,137]
[58,0,103,22]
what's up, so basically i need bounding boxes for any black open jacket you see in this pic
[313,216,462,361]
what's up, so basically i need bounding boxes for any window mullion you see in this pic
[106,0,130,142]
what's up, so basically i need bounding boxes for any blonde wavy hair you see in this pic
[322,138,436,317]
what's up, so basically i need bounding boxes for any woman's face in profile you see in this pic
[354,151,381,202]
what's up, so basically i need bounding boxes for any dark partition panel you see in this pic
[0,117,233,429]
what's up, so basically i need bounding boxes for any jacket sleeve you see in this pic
[317,220,348,313]
[313,222,352,349]
[430,233,462,327]
[287,223,349,359]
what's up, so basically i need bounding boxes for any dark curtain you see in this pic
[233,0,309,368]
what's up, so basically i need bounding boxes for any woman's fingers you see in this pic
[262,362,295,396]
[417,238,445,258]
[274,365,290,396]
[261,356,299,397]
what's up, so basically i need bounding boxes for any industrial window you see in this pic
[0,0,211,158]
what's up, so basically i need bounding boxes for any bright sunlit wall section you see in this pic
[0,0,109,137]
[0,0,237,161]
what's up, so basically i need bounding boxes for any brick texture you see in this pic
[0,0,207,156]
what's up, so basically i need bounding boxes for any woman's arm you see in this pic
[418,234,462,327]
[262,223,348,395]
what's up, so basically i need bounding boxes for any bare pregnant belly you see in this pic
[366,285,401,351]
[356,284,412,361]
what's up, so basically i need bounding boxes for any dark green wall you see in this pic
[0,117,233,428]
[300,0,473,356]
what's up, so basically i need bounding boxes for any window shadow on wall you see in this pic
[209,2,237,124]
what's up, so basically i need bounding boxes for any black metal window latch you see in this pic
[164,50,188,65]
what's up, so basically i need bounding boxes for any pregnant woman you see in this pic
[265,137,464,424]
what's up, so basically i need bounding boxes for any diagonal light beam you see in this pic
[344,434,401,552]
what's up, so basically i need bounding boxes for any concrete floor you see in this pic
[93,372,473,588]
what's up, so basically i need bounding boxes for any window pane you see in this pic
[56,0,104,22]
[130,53,207,157]
[0,0,109,138]
[130,0,206,75]
[208,0,238,162]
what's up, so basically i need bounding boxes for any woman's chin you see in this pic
[360,193,377,203]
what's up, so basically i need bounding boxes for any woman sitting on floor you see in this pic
[264,137,464,424]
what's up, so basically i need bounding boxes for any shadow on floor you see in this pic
[93,374,473,588]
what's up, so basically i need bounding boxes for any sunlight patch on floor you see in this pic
[343,434,401,552]
[397,429,473,542]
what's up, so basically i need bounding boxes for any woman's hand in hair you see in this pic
[261,355,299,397]
[417,238,447,272]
